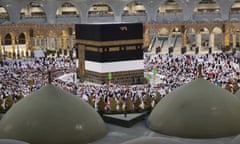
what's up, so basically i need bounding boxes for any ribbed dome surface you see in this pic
[0,84,107,144]
[148,78,240,138]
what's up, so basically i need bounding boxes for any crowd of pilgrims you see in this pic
[1,52,240,113]
[145,52,240,94]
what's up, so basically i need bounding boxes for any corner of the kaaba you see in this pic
[75,23,144,85]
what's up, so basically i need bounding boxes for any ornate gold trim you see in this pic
[76,39,143,46]
[109,47,120,52]
[85,46,99,52]
[126,46,136,50]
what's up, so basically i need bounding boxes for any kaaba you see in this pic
[75,23,144,85]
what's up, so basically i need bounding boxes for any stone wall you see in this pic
[84,69,144,85]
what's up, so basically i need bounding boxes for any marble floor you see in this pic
[92,118,235,144]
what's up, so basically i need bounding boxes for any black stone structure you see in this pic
[76,23,143,41]
[75,23,144,85]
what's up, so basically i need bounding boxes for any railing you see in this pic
[56,15,80,18]
[122,12,147,16]
[20,15,46,19]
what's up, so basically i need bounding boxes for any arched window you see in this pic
[4,33,12,45]
[18,33,26,44]
[231,0,240,14]
[158,0,182,14]
[56,2,80,17]
[0,6,8,19]
[88,2,114,17]
[20,2,46,18]
[123,1,146,16]
[194,0,220,14]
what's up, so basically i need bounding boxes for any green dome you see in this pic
[148,78,240,138]
[0,84,107,144]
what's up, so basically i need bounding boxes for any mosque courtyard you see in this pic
[93,119,234,144]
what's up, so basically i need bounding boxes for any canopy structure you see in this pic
[148,78,240,138]
[0,84,107,144]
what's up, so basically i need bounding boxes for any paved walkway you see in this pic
[92,119,234,144]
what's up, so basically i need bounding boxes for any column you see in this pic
[223,28,230,48]
[55,37,59,50]
[69,35,72,49]
[16,38,19,58]
[12,37,16,59]
[195,33,201,54]
[27,35,32,58]
[55,37,58,57]
[51,37,55,50]
[25,35,29,58]
[64,37,67,49]
[182,32,187,47]
[2,40,5,60]
[232,33,236,48]
[0,37,2,61]
[168,34,172,48]
[34,38,37,49]
[67,36,71,57]
[209,33,214,52]
[46,37,49,50]
[42,38,46,57]
[30,38,34,57]
[43,38,46,50]
[196,33,201,48]
[61,37,64,55]
[48,37,51,50]
[143,28,149,48]
[41,38,44,56]
[78,44,85,82]
[39,37,42,49]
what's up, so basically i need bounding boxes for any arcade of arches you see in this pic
[0,21,240,60]
[0,24,74,60]
[145,21,240,53]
